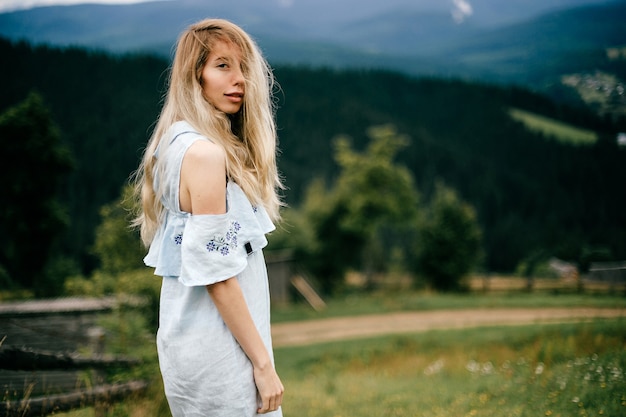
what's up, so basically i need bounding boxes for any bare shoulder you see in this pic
[180,139,227,214]
[185,139,226,167]
[182,139,226,177]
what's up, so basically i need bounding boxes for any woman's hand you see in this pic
[254,364,284,413]
[207,278,284,414]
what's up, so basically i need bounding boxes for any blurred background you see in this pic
[0,1,625,416]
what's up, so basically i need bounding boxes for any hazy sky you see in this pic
[0,0,474,20]
[0,0,164,13]
[0,0,477,24]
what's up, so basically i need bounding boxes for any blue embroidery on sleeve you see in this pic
[205,221,241,256]
[174,234,183,245]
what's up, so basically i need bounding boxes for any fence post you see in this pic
[88,327,108,417]
[481,273,490,293]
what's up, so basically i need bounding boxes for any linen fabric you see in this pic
[144,121,282,417]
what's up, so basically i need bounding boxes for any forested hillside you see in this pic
[1,0,624,94]
[1,37,624,276]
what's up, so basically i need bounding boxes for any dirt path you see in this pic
[271,307,626,347]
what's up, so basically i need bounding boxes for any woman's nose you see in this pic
[233,67,245,85]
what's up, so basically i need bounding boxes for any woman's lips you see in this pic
[225,92,243,102]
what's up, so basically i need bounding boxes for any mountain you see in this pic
[437,2,626,83]
[0,0,615,45]
[0,0,624,91]
[1,38,624,274]
[0,0,625,274]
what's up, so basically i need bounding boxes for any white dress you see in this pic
[144,121,283,417]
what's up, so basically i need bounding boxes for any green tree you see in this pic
[91,185,146,275]
[415,182,483,291]
[66,185,159,326]
[333,125,419,236]
[298,180,366,295]
[0,92,74,292]
[333,125,420,283]
[286,125,420,294]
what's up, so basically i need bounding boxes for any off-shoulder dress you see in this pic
[144,121,282,417]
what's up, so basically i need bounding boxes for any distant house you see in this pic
[588,261,626,285]
[548,257,578,281]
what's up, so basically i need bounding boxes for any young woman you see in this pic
[132,18,284,416]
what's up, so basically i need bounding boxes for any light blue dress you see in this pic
[144,121,283,417]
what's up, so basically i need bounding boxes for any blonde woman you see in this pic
[132,18,284,416]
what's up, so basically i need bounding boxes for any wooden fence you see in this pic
[470,273,626,295]
[0,297,147,417]
[468,258,626,294]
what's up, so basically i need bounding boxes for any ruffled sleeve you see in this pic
[178,213,248,285]
[145,182,275,286]
[143,211,188,278]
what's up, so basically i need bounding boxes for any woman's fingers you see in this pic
[255,367,284,413]
[258,384,283,413]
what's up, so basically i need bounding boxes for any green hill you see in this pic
[508,108,598,145]
[0,38,624,274]
[436,1,626,86]
[0,0,624,91]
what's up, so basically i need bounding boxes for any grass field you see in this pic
[51,290,625,417]
[508,107,598,145]
[276,320,625,417]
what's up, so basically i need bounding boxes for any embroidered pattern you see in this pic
[174,234,183,245]
[206,221,241,256]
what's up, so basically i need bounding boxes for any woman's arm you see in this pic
[180,140,284,414]
[207,278,284,413]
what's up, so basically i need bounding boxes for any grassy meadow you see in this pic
[277,320,625,417]
[508,107,598,145]
[54,289,625,417]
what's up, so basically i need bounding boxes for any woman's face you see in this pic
[201,40,245,114]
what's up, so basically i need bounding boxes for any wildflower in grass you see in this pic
[466,360,480,373]
[610,365,623,381]
[424,359,444,376]
[535,362,545,375]
[465,360,497,376]
[481,361,494,375]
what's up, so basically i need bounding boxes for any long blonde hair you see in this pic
[132,18,283,247]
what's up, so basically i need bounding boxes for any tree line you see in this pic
[0,37,624,294]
